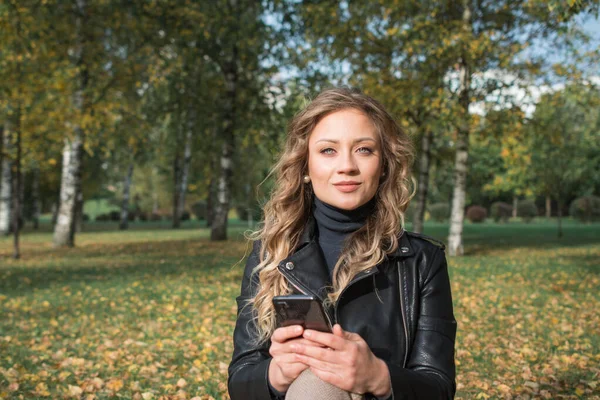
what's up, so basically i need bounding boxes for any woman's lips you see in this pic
[333,183,361,193]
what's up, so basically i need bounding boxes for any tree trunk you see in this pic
[412,126,433,234]
[32,166,40,229]
[172,138,182,228]
[545,195,551,218]
[54,135,83,247]
[176,106,195,227]
[447,2,472,257]
[0,121,13,236]
[211,48,238,241]
[54,0,87,247]
[512,196,518,218]
[557,198,563,238]
[12,108,22,259]
[152,165,159,214]
[75,188,83,233]
[119,161,134,230]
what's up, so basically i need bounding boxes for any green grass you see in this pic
[1,220,599,399]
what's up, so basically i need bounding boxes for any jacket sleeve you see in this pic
[385,246,457,400]
[228,241,282,400]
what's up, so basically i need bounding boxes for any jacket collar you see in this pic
[278,216,414,302]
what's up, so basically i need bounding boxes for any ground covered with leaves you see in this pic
[0,220,598,399]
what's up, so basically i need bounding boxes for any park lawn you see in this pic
[0,221,599,399]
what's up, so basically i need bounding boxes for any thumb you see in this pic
[333,324,345,337]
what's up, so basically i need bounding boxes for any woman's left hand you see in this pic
[290,324,392,397]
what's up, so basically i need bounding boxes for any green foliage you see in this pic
[466,205,488,223]
[517,199,538,223]
[428,202,450,222]
[569,195,600,223]
[490,202,513,223]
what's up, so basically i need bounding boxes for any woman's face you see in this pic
[307,108,383,210]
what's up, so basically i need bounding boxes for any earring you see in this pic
[303,175,311,183]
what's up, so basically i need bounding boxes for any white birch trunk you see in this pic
[53,0,86,247]
[447,1,472,257]
[412,126,433,234]
[211,60,237,241]
[53,135,83,246]
[120,162,134,230]
[0,122,13,235]
[178,106,195,218]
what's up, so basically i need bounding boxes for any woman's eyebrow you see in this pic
[315,137,377,144]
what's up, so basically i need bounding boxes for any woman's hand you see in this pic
[291,324,392,397]
[268,325,326,393]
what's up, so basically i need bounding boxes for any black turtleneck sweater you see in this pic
[312,196,375,276]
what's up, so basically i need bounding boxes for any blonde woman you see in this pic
[228,87,457,400]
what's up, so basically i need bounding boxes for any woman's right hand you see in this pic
[268,325,324,393]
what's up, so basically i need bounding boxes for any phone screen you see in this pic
[273,294,332,333]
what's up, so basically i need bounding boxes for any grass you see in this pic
[0,220,599,399]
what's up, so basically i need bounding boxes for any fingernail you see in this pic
[304,330,311,338]
[295,326,302,333]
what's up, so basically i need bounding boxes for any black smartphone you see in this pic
[273,294,332,333]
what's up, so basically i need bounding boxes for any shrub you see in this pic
[149,213,162,221]
[180,210,191,221]
[82,214,90,222]
[517,199,538,223]
[428,203,450,222]
[95,213,110,222]
[490,202,513,223]
[569,195,600,223]
[466,205,487,223]
[127,211,136,221]
[138,212,148,222]
[109,211,121,221]
[191,201,206,220]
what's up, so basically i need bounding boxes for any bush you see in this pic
[466,205,487,223]
[138,212,148,222]
[517,199,538,223]
[149,213,162,221]
[109,211,121,221]
[191,201,206,220]
[180,210,191,221]
[403,201,417,223]
[428,203,450,222]
[127,211,136,221]
[82,214,90,222]
[490,202,513,223]
[95,213,110,222]
[569,195,600,223]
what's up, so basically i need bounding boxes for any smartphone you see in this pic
[273,294,332,333]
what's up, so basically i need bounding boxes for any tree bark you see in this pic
[174,106,195,228]
[152,165,159,214]
[545,195,551,218]
[54,0,87,247]
[32,166,40,229]
[0,121,13,236]
[447,2,472,257]
[172,134,182,228]
[557,198,563,238]
[412,126,433,234]
[512,196,518,218]
[211,47,238,240]
[119,161,134,230]
[12,107,22,259]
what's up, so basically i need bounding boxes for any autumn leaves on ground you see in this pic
[0,221,598,400]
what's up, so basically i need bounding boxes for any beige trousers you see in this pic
[285,369,365,400]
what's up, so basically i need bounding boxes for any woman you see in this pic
[228,87,457,400]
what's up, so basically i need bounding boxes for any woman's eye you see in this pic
[320,148,336,155]
[357,147,374,154]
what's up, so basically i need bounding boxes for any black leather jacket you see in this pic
[228,219,457,400]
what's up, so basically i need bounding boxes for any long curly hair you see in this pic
[246,87,415,345]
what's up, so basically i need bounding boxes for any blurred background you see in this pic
[1,1,599,256]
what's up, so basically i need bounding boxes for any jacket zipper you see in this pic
[333,268,377,326]
[398,260,409,368]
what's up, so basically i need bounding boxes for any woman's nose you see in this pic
[337,151,358,174]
